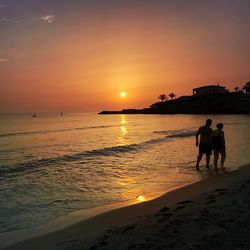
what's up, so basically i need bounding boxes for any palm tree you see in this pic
[234,87,239,92]
[242,82,250,95]
[158,94,167,102]
[169,93,176,100]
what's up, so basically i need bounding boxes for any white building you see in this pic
[193,85,227,95]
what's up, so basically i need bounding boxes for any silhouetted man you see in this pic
[196,119,213,170]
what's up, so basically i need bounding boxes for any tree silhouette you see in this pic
[169,93,176,100]
[234,87,239,92]
[242,82,250,95]
[158,94,167,102]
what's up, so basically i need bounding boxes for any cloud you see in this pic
[0,17,20,24]
[0,4,5,8]
[1,18,12,22]
[0,53,24,63]
[0,58,8,62]
[15,53,25,58]
[41,15,55,23]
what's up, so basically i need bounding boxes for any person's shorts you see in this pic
[199,143,212,155]
[213,148,226,157]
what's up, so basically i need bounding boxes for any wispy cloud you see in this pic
[41,15,55,24]
[0,58,8,62]
[15,52,25,59]
[0,16,20,24]
[1,18,12,22]
[0,4,5,8]
[0,53,24,63]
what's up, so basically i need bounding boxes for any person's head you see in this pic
[216,123,224,130]
[205,119,212,127]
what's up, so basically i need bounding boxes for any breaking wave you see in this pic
[0,129,195,178]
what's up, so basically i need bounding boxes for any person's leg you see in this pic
[220,149,226,168]
[196,143,204,170]
[196,154,203,170]
[206,154,210,169]
[205,144,212,169]
[213,150,219,172]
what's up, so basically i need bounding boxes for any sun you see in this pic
[120,91,127,98]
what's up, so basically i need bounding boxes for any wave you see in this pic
[154,129,196,137]
[0,129,195,178]
[0,125,120,138]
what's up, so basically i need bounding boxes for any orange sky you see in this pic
[0,0,250,112]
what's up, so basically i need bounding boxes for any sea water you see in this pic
[0,113,249,233]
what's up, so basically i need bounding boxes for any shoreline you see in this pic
[0,188,185,250]
[2,163,250,250]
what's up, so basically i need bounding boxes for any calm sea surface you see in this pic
[0,113,249,233]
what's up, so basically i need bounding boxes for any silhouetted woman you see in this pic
[212,123,226,172]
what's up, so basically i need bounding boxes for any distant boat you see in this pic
[32,113,37,117]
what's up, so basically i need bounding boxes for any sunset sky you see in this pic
[0,0,250,112]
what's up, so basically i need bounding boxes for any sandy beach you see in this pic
[2,164,250,250]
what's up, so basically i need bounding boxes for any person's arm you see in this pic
[210,129,214,143]
[196,128,200,146]
[221,131,226,148]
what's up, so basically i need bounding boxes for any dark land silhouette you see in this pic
[99,84,250,114]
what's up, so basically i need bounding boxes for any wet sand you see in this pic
[4,164,250,250]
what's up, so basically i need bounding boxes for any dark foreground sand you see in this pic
[4,164,250,250]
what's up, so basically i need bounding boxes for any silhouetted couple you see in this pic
[196,119,226,172]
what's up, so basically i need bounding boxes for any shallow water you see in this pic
[0,113,249,233]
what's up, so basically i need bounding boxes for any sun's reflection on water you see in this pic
[136,195,145,202]
[120,126,127,136]
[117,115,128,146]
[120,115,127,125]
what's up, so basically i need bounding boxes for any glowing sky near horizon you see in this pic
[0,0,250,112]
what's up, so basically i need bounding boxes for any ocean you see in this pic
[0,113,249,233]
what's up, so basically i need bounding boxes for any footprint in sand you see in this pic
[206,194,216,199]
[159,206,170,212]
[129,216,142,221]
[199,208,210,215]
[172,219,184,225]
[145,237,159,243]
[90,239,108,250]
[57,239,80,248]
[98,241,108,247]
[217,191,226,196]
[174,205,186,211]
[206,205,216,210]
[157,212,173,223]
[128,244,140,250]
[155,206,170,217]
[177,200,195,205]
[106,227,118,234]
[231,200,239,205]
[214,188,228,192]
[157,218,165,223]
[89,245,99,250]
[120,224,136,233]
[205,200,216,205]
[102,235,108,239]
[205,194,217,204]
